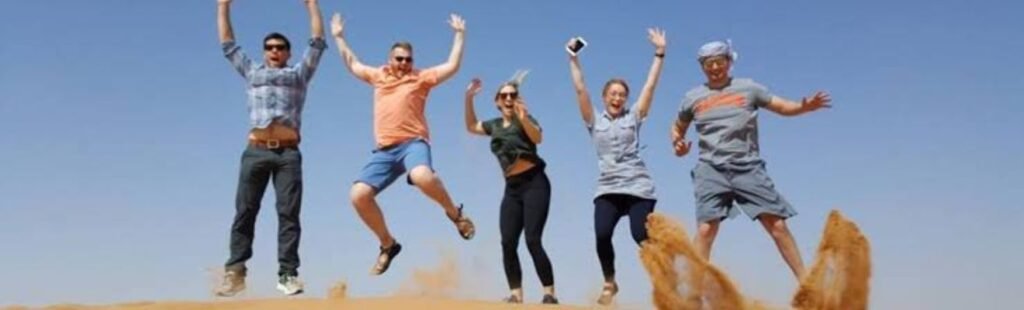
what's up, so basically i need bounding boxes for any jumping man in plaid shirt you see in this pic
[214,0,326,297]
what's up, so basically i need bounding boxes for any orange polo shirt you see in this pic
[367,66,441,148]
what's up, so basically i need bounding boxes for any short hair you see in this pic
[263,32,291,51]
[390,41,414,53]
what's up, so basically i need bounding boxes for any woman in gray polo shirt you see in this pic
[566,28,666,305]
[464,73,559,305]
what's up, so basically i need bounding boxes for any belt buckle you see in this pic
[265,139,281,149]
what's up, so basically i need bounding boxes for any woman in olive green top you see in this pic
[464,75,558,305]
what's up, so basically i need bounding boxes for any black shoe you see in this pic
[542,294,559,304]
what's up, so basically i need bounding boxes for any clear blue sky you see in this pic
[2,0,1022,308]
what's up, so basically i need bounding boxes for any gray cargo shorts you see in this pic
[691,161,797,223]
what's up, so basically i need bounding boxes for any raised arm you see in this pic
[217,0,235,43]
[305,0,324,39]
[297,0,327,82]
[634,28,667,120]
[464,78,487,136]
[567,38,595,127]
[763,91,832,116]
[516,102,543,145]
[218,0,252,78]
[330,13,375,83]
[428,14,466,84]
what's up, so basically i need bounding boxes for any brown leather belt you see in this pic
[248,139,300,149]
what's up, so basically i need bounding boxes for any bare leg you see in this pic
[408,166,459,218]
[759,214,805,279]
[350,182,395,247]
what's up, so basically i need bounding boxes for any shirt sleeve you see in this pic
[678,95,696,123]
[418,67,442,87]
[749,80,775,108]
[585,108,599,134]
[482,118,496,136]
[222,41,253,80]
[297,38,328,83]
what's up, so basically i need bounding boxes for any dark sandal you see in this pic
[448,205,475,240]
[371,242,402,275]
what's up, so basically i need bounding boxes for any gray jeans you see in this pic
[225,145,303,276]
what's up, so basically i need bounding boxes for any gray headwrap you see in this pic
[697,40,738,62]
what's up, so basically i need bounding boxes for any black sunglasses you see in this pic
[264,44,289,52]
[498,92,519,100]
[394,56,413,63]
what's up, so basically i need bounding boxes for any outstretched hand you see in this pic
[330,13,345,38]
[448,14,466,33]
[466,78,482,97]
[648,27,666,53]
[801,91,832,112]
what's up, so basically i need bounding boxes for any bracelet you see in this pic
[655,53,665,58]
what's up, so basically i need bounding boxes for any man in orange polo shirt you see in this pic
[329,12,475,275]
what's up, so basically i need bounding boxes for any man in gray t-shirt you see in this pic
[671,40,831,281]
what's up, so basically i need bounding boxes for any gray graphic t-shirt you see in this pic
[678,78,774,170]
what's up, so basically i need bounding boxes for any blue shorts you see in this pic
[355,138,433,192]
[691,161,796,223]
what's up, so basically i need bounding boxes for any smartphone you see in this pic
[567,37,587,56]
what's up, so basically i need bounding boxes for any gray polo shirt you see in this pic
[587,108,656,200]
[678,78,773,170]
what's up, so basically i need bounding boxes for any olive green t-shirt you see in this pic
[482,116,545,173]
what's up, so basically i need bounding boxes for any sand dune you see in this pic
[8,210,870,310]
[7,297,584,310]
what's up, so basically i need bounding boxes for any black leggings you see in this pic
[500,166,554,289]
[594,193,656,281]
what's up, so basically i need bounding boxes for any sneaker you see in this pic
[597,282,619,305]
[542,294,559,304]
[215,270,245,297]
[276,275,304,296]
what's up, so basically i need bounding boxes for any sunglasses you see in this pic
[498,92,519,100]
[700,56,730,69]
[393,56,413,63]
[264,44,289,52]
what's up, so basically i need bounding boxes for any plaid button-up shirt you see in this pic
[223,38,327,132]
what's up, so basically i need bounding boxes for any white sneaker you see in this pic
[276,275,304,296]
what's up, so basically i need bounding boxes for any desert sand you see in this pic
[6,210,869,310]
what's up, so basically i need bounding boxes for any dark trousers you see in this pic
[594,193,656,281]
[225,145,303,277]
[500,166,555,289]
